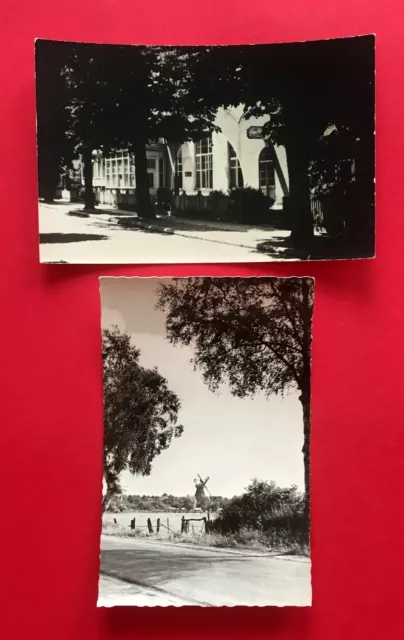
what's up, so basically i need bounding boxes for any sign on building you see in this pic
[247,126,265,139]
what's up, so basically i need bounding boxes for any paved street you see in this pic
[99,535,311,607]
[38,202,292,264]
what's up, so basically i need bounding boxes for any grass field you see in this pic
[103,510,211,533]
[102,512,309,555]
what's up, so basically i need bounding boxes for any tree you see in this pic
[214,479,304,533]
[103,45,221,216]
[57,44,222,216]
[208,37,375,250]
[62,43,126,210]
[102,327,184,510]
[183,496,195,511]
[212,480,306,548]
[157,277,313,527]
[35,40,72,202]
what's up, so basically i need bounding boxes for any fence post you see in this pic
[147,518,153,534]
[130,518,136,530]
[203,517,207,533]
[157,518,160,533]
[167,518,169,531]
[181,516,185,533]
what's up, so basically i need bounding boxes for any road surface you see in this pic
[98,535,311,607]
[38,202,288,264]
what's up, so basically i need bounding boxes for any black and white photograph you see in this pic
[98,276,314,607]
[36,36,374,264]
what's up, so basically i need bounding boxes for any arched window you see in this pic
[259,147,276,199]
[228,142,244,188]
[195,137,213,189]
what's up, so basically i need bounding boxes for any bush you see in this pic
[211,479,308,549]
[156,187,173,213]
[228,187,274,224]
[209,189,226,200]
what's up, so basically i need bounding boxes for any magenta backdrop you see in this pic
[1,1,403,638]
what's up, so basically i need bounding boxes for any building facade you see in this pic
[90,106,289,210]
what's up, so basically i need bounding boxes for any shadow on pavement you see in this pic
[101,548,252,587]
[39,232,109,244]
[255,233,368,261]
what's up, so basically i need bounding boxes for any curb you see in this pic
[60,206,298,258]
[115,217,262,252]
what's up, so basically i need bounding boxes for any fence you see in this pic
[180,516,210,534]
[124,515,213,535]
[173,192,241,223]
[310,196,324,229]
[129,517,173,534]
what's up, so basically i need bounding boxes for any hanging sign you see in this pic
[247,126,264,139]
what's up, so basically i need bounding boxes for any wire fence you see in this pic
[120,515,211,535]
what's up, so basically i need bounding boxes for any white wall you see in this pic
[223,106,289,206]
[90,107,290,207]
[182,141,196,193]
[179,106,289,207]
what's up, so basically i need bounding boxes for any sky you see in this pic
[100,277,304,498]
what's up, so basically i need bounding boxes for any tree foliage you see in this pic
[102,327,183,508]
[157,277,313,526]
[158,277,313,397]
[208,37,375,247]
[105,493,225,513]
[35,40,72,201]
[36,38,374,249]
[212,479,306,547]
[36,41,224,213]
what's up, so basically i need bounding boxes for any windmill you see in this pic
[197,474,212,498]
[193,474,211,511]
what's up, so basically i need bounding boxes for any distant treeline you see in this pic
[106,493,229,513]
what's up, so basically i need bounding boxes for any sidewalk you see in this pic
[66,204,293,254]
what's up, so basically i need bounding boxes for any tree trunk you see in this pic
[42,184,56,204]
[102,486,114,513]
[299,278,312,541]
[345,136,375,257]
[299,385,311,523]
[39,149,59,203]
[83,147,95,211]
[174,143,180,196]
[286,141,314,250]
[133,139,153,219]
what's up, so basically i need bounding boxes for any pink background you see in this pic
[1,1,403,638]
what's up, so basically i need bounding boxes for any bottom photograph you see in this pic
[98,276,314,607]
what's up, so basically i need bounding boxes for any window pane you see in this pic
[195,137,213,190]
[147,159,156,169]
[148,173,154,188]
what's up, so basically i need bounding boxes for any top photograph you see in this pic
[35,36,375,264]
